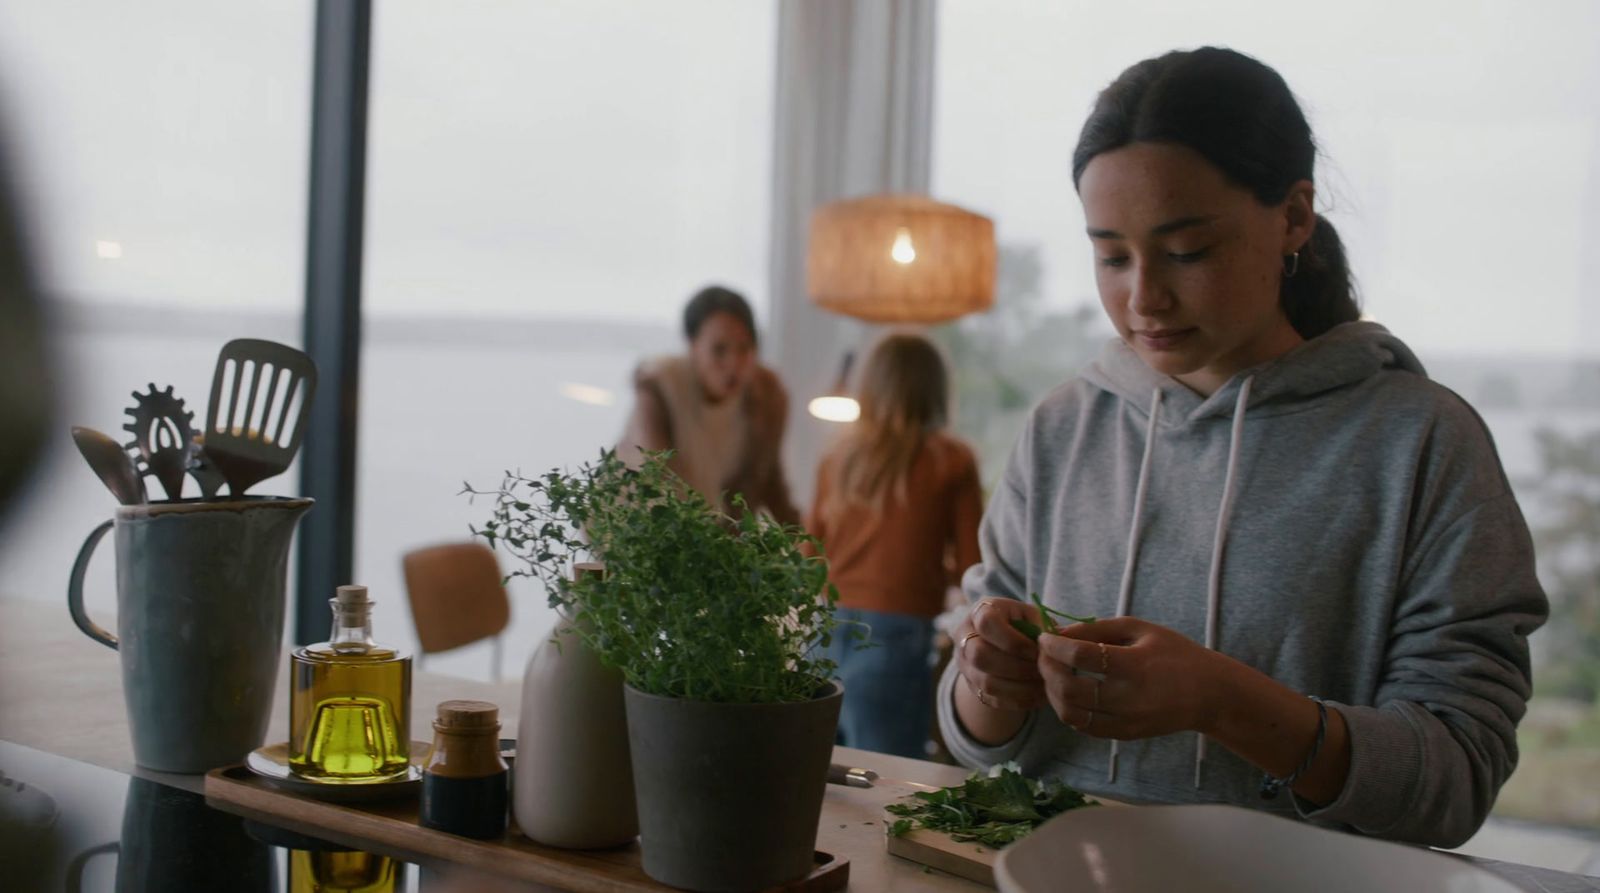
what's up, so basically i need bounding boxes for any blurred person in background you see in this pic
[616,284,800,525]
[810,333,982,757]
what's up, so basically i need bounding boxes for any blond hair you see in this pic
[827,333,950,520]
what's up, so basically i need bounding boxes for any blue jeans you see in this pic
[822,607,934,759]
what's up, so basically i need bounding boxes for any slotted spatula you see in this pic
[204,338,318,497]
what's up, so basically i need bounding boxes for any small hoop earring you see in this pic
[1283,252,1301,278]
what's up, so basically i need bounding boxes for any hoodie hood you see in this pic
[1076,321,1429,786]
[1081,321,1427,423]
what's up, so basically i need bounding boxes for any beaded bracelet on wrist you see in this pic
[1259,696,1328,801]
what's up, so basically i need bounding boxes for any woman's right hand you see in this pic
[954,597,1047,714]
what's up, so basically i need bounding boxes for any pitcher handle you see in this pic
[65,841,119,893]
[67,519,117,650]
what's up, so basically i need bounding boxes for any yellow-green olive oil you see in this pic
[288,585,412,780]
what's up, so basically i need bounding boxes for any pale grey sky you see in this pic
[1,1,1595,357]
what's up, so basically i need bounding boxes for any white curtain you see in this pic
[767,0,936,512]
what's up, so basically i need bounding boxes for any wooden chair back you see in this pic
[401,542,511,655]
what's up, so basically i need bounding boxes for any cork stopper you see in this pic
[572,561,606,581]
[434,699,500,732]
[328,584,374,630]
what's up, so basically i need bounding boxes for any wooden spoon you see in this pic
[71,426,146,505]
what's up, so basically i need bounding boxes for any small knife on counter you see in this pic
[826,763,879,788]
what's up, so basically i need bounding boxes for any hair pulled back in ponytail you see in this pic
[1072,47,1358,339]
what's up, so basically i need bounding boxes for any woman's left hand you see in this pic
[1037,617,1230,740]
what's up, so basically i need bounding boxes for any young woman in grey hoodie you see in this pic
[939,47,1548,848]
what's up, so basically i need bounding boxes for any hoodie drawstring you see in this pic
[1104,379,1253,788]
[1114,388,1164,621]
[1194,376,1253,786]
[1107,387,1163,784]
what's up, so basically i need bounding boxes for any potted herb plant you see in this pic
[470,449,842,892]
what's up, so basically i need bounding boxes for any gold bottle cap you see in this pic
[435,699,499,731]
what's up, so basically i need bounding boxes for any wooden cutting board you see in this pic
[883,794,1125,887]
[886,827,999,886]
[205,764,848,892]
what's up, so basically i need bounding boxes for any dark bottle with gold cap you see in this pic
[420,700,509,839]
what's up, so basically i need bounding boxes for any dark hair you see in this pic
[1072,47,1358,340]
[683,285,757,345]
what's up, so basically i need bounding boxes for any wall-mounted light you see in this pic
[559,382,615,407]
[807,395,860,423]
[807,351,859,423]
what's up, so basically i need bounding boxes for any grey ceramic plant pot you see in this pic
[624,680,843,893]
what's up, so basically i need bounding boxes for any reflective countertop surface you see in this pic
[0,739,416,893]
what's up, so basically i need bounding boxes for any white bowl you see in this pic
[995,804,1521,893]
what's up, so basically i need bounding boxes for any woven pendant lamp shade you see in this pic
[807,194,996,323]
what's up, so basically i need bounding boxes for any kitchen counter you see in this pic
[3,597,1595,892]
[0,598,979,891]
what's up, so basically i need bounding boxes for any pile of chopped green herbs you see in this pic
[885,765,1096,849]
[1009,591,1095,641]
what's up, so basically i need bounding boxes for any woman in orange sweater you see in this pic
[810,333,983,757]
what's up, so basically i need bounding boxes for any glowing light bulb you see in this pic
[890,227,916,264]
[808,396,860,423]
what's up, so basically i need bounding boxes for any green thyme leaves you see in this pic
[464,449,839,704]
[885,765,1096,848]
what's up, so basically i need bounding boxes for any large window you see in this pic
[935,0,1600,857]
[357,0,777,678]
[0,3,310,622]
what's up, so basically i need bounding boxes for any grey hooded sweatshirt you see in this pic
[936,322,1548,848]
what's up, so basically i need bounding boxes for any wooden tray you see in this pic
[205,765,848,892]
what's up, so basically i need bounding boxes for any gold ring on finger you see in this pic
[1098,641,1109,676]
[960,631,981,655]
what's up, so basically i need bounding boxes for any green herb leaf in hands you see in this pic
[1008,591,1096,641]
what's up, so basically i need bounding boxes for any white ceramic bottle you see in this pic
[513,563,637,848]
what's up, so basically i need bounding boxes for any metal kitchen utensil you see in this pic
[70,426,147,505]
[122,383,196,501]
[187,436,226,499]
[204,339,317,496]
[825,763,939,792]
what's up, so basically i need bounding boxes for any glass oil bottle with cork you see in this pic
[289,584,413,781]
